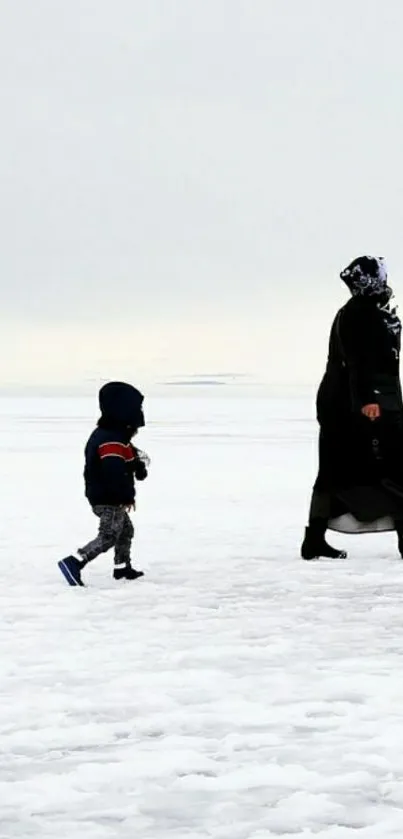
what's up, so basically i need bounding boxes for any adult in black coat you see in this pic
[301,255,403,560]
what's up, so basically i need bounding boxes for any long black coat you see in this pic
[311,295,403,532]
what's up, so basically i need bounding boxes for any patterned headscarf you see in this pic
[340,255,388,297]
[341,254,400,342]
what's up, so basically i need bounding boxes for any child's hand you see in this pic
[136,449,151,468]
[132,449,149,481]
[134,461,148,481]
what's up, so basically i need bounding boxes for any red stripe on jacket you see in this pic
[98,442,135,461]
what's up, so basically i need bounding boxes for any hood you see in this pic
[99,381,145,429]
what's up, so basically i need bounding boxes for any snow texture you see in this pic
[2,392,403,838]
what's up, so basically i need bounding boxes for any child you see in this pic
[58,381,149,586]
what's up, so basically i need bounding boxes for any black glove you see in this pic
[132,447,150,481]
[134,460,148,481]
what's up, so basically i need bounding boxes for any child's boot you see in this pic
[113,562,144,581]
[58,555,85,586]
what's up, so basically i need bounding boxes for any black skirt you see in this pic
[311,414,403,533]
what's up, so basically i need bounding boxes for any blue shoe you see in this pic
[58,555,84,587]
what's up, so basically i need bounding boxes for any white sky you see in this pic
[1,0,403,389]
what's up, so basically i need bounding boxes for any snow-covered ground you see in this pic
[2,391,403,838]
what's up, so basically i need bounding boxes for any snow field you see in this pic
[1,393,403,838]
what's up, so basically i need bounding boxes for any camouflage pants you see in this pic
[79,505,134,566]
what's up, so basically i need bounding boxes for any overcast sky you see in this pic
[1,0,403,389]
